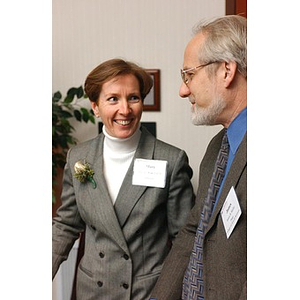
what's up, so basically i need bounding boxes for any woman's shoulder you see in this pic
[141,126,183,154]
[154,137,182,154]
[68,134,103,159]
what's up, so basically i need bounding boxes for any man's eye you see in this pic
[186,72,194,80]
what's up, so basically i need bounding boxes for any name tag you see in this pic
[132,159,167,188]
[220,186,242,239]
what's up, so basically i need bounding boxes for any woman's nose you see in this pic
[119,100,131,114]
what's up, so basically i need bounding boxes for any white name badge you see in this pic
[220,186,242,239]
[132,159,167,188]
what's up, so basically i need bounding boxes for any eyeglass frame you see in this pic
[180,61,217,85]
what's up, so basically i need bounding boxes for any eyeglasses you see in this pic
[180,61,216,85]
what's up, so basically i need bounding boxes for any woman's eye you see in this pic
[129,95,141,102]
[107,97,118,102]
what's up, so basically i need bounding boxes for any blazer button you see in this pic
[122,283,129,289]
[91,225,96,230]
[97,281,103,287]
[99,252,105,258]
[123,253,129,260]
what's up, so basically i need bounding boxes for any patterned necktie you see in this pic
[182,130,229,300]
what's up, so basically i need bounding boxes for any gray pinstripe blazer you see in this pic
[52,126,194,300]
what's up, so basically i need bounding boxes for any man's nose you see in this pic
[179,82,191,98]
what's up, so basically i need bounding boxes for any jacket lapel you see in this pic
[85,134,129,252]
[206,133,247,234]
[114,128,156,228]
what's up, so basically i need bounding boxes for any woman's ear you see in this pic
[223,61,237,88]
[90,101,100,118]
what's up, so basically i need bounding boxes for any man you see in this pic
[151,15,247,300]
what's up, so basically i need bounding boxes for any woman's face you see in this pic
[91,74,143,139]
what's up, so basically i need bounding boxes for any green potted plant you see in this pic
[52,86,95,203]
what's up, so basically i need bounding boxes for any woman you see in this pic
[52,58,194,300]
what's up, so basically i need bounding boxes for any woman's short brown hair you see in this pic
[84,58,153,103]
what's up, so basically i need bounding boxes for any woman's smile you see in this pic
[91,74,143,139]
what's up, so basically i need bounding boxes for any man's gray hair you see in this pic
[193,15,247,78]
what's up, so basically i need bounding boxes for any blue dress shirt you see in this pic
[214,107,247,209]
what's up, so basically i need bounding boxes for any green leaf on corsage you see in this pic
[74,160,97,189]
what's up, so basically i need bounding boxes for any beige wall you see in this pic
[53,0,225,190]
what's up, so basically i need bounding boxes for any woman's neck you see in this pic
[102,125,141,153]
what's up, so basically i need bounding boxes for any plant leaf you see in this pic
[89,115,95,124]
[76,86,84,98]
[67,87,78,98]
[53,91,62,102]
[60,110,73,118]
[74,109,82,121]
[81,107,89,122]
[64,95,74,103]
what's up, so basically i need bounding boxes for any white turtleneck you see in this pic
[102,125,141,205]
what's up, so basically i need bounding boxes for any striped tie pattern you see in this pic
[182,130,229,300]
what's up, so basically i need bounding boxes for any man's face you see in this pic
[179,32,226,126]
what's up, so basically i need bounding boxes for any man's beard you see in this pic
[191,96,226,126]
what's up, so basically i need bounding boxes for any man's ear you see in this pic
[90,101,100,117]
[223,61,237,88]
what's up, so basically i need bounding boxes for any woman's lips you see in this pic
[114,119,133,126]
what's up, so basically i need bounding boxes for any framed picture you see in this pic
[143,69,160,111]
[226,0,247,17]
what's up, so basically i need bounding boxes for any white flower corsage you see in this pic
[74,160,97,189]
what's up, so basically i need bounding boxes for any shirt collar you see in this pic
[227,107,247,155]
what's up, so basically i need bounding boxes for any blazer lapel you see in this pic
[114,128,156,228]
[85,134,129,252]
[206,133,247,234]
